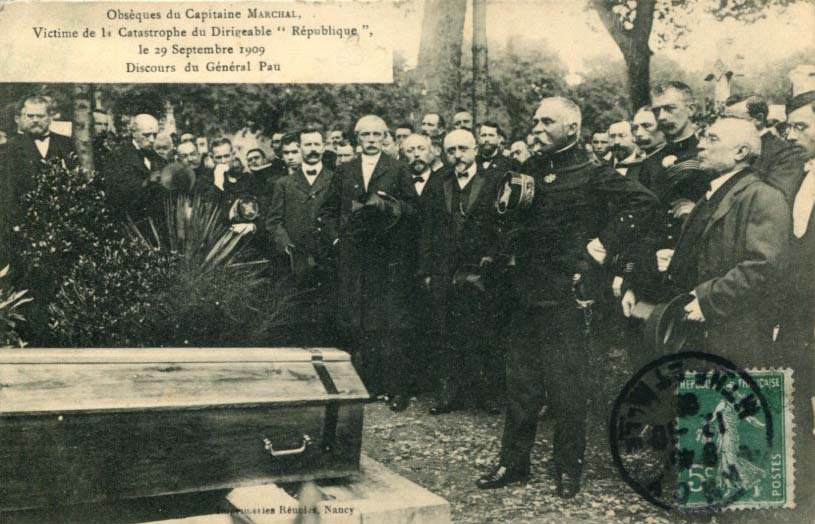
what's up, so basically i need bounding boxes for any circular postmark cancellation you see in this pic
[609,351,796,513]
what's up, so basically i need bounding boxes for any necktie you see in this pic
[413,176,425,184]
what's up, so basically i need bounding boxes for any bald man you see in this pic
[628,118,790,367]
[321,114,419,412]
[104,113,167,223]
[153,133,175,163]
[417,128,505,416]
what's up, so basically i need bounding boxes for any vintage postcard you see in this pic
[0,1,813,523]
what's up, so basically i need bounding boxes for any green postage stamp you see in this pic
[675,367,796,511]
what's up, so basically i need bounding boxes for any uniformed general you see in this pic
[477,97,658,496]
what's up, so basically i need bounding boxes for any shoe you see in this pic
[475,465,529,489]
[389,395,410,412]
[556,472,581,498]
[429,401,458,415]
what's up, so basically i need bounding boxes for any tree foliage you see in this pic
[589,0,805,109]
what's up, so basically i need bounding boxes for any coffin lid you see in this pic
[0,347,368,416]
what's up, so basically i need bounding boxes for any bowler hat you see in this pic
[642,294,695,355]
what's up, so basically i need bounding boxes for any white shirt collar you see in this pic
[414,168,431,195]
[456,162,478,188]
[361,152,381,165]
[792,160,815,237]
[250,162,272,172]
[706,166,745,200]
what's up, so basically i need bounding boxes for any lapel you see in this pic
[443,172,454,215]
[367,153,389,192]
[19,135,41,162]
[292,168,312,196]
[310,168,332,198]
[464,167,488,216]
[701,170,757,240]
[347,157,366,199]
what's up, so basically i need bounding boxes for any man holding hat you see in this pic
[320,114,419,412]
[661,118,790,365]
[418,129,505,416]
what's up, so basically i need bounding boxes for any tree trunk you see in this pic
[72,83,95,172]
[472,0,489,124]
[591,0,656,112]
[624,42,651,110]
[416,0,467,114]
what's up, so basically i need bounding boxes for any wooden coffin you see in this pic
[0,347,368,511]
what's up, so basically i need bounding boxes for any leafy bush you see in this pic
[48,194,293,347]
[48,238,181,347]
[0,265,32,348]
[15,161,294,347]
[14,160,117,275]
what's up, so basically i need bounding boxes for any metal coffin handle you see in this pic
[263,434,312,458]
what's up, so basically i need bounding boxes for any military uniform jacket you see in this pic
[509,144,658,308]
[320,153,419,332]
[637,134,711,248]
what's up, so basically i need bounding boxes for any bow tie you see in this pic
[457,171,470,179]
[34,134,50,143]
[306,169,318,176]
[413,176,425,184]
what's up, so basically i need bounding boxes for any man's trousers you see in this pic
[499,304,589,477]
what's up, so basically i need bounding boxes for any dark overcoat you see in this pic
[670,171,791,366]
[103,142,166,223]
[320,153,419,332]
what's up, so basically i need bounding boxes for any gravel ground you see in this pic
[359,348,686,524]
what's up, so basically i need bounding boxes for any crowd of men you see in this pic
[1,79,813,508]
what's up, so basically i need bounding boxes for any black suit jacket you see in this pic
[267,167,337,259]
[104,142,166,223]
[320,153,419,331]
[418,165,503,325]
[419,165,502,280]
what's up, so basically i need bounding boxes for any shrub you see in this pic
[0,265,32,348]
